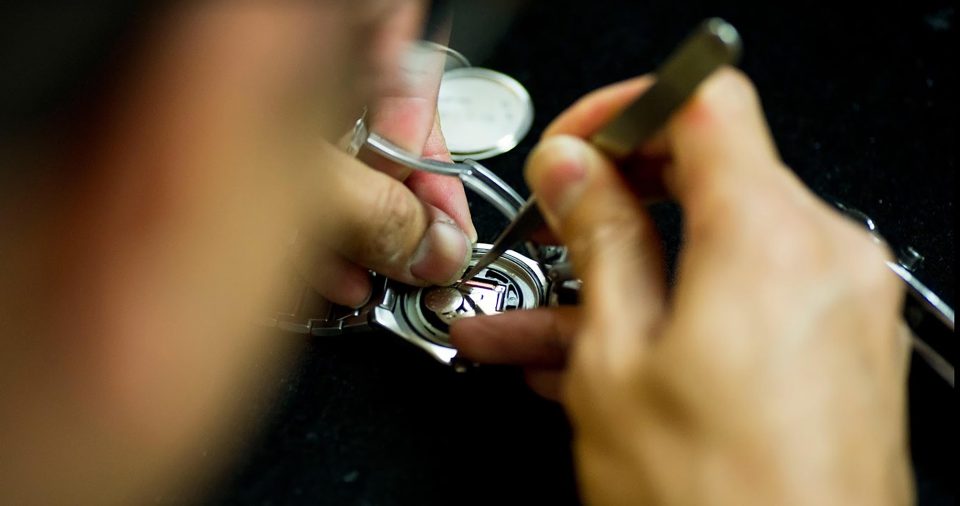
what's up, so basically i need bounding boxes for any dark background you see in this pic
[209,1,955,505]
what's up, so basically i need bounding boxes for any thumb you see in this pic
[525,135,666,352]
[320,148,473,287]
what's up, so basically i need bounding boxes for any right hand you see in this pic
[452,69,913,505]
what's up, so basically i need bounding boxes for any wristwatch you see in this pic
[263,243,577,371]
[265,51,572,369]
[266,97,574,369]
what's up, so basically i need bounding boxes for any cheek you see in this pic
[174,3,368,141]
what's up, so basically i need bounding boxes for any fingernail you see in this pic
[466,222,479,244]
[409,220,472,286]
[330,268,373,309]
[527,136,592,221]
[348,286,374,310]
[696,68,753,120]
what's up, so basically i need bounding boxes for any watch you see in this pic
[263,243,576,371]
[268,95,574,369]
[271,47,573,368]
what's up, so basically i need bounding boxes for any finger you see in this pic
[525,135,667,353]
[530,225,561,245]
[363,24,446,181]
[320,147,472,286]
[543,76,655,139]
[365,1,425,79]
[527,76,666,354]
[422,113,455,161]
[404,115,477,241]
[664,67,787,212]
[450,307,581,368]
[661,68,817,293]
[289,228,375,308]
[299,251,373,308]
[539,75,669,202]
[524,369,565,402]
[662,69,839,356]
[406,170,477,243]
[361,95,436,181]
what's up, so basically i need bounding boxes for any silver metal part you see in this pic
[414,40,472,71]
[438,67,535,160]
[591,17,742,158]
[898,246,924,272]
[324,89,568,367]
[259,242,560,369]
[888,261,955,331]
[909,325,955,388]
[832,200,954,385]
[423,287,465,315]
[833,201,954,332]
[364,130,526,220]
[371,243,550,366]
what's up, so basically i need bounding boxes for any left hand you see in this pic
[286,0,478,307]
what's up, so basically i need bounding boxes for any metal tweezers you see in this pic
[461,17,743,281]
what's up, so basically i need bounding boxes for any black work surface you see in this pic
[210,2,955,505]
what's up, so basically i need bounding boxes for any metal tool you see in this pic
[460,17,743,283]
[833,202,955,386]
[894,261,955,386]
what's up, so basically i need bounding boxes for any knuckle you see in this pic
[826,210,898,290]
[722,67,759,97]
[568,214,642,271]
[844,238,898,295]
[362,182,420,266]
[694,67,761,121]
[760,207,832,272]
[719,68,761,109]
[684,178,762,246]
[689,179,849,278]
[685,183,742,239]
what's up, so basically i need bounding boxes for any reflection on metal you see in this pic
[391,244,547,354]
[438,67,534,160]
[888,261,955,332]
[414,40,472,71]
[833,200,955,385]
[364,130,526,221]
[423,287,464,315]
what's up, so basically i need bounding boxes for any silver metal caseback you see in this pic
[437,67,535,160]
[371,243,548,368]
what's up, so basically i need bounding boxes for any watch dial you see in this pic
[400,247,545,347]
[437,67,534,160]
[419,266,525,332]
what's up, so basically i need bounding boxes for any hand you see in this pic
[0,4,476,504]
[293,2,476,307]
[451,69,913,505]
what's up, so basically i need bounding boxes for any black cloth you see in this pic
[209,1,955,505]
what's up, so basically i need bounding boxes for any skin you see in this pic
[452,70,913,505]
[0,1,912,505]
[0,1,471,504]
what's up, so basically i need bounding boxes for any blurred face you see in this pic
[0,2,430,505]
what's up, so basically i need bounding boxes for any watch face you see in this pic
[398,245,546,347]
[437,67,534,161]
